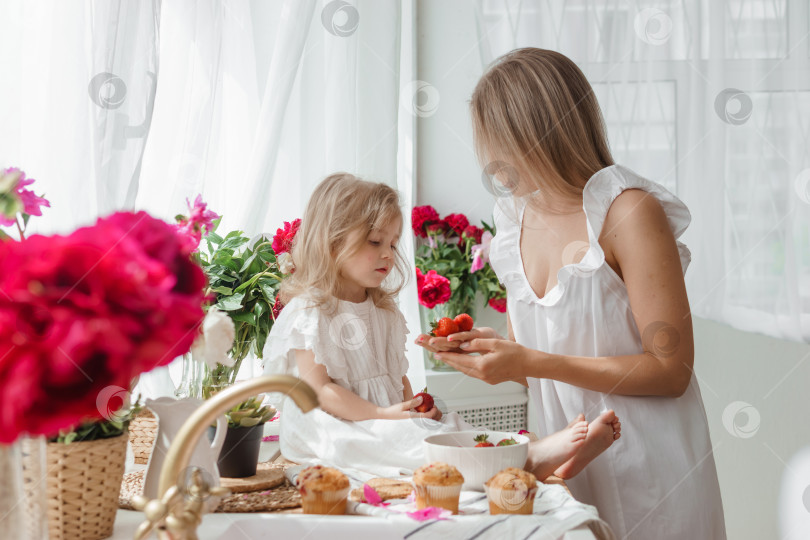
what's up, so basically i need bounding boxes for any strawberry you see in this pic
[474,434,494,447]
[413,388,434,413]
[430,317,459,338]
[496,437,518,446]
[453,313,474,332]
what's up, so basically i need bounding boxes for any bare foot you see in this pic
[525,418,588,481]
[553,410,621,480]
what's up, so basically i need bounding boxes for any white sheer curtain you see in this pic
[475,0,810,344]
[0,0,160,234]
[1,0,425,395]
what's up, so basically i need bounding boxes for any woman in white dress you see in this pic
[420,48,727,539]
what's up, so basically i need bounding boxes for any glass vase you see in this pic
[0,436,49,539]
[419,295,477,372]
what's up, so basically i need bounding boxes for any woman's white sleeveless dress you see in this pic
[488,164,726,539]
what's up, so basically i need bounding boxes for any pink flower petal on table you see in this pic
[262,435,279,442]
[363,484,390,507]
[406,507,452,521]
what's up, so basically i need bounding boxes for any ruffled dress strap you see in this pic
[583,164,692,273]
[488,164,693,307]
[262,295,349,381]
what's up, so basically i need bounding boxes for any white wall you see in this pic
[415,1,810,539]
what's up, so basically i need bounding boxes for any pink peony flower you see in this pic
[469,231,493,273]
[443,213,469,237]
[261,435,279,442]
[272,218,301,255]
[0,167,50,227]
[411,206,439,238]
[419,270,451,309]
[488,297,507,313]
[0,211,207,443]
[174,195,219,253]
[362,484,391,507]
[406,506,452,521]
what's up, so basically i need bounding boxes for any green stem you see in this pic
[15,215,25,241]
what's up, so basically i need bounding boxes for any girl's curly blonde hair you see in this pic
[279,173,407,312]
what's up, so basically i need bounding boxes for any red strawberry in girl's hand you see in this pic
[453,313,474,332]
[474,434,494,447]
[413,388,434,413]
[430,317,459,337]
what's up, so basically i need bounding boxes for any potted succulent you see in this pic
[207,397,276,478]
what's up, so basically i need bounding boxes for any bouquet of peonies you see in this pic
[0,210,208,443]
[411,205,506,314]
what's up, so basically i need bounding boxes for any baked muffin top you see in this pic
[485,467,538,490]
[296,465,350,493]
[413,462,464,486]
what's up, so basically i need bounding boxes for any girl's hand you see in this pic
[414,327,501,354]
[377,396,443,421]
[435,338,535,385]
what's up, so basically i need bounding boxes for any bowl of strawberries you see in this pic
[422,430,530,491]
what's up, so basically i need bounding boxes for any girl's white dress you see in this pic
[262,293,472,480]
[488,164,726,539]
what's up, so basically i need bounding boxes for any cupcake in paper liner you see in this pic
[296,465,351,515]
[484,467,538,514]
[412,462,464,514]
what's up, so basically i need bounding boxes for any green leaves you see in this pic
[200,227,281,365]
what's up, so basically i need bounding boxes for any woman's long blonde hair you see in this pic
[470,48,614,213]
[280,173,407,312]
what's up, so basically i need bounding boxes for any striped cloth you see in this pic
[283,465,615,540]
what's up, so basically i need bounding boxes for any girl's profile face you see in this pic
[337,215,402,301]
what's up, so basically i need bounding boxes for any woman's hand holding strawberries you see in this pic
[377,395,443,421]
[414,326,503,354]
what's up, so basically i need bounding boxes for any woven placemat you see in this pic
[219,462,285,493]
[119,463,300,513]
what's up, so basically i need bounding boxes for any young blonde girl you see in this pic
[419,48,726,539]
[263,173,619,482]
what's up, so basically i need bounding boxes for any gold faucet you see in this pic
[132,375,319,540]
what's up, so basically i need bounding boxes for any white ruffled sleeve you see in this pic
[261,296,349,382]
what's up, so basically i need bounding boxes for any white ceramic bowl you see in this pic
[422,430,530,491]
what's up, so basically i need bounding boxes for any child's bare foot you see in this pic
[525,417,588,481]
[553,410,621,480]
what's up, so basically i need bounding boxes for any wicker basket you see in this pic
[128,409,157,464]
[43,434,128,540]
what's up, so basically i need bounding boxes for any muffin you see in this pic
[412,462,464,514]
[484,467,538,515]
[295,465,351,515]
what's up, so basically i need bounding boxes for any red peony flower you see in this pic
[443,213,469,237]
[411,206,440,238]
[426,221,449,235]
[416,267,425,292]
[461,225,483,245]
[271,294,285,320]
[418,270,451,309]
[488,297,507,313]
[0,211,207,443]
[272,218,301,255]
